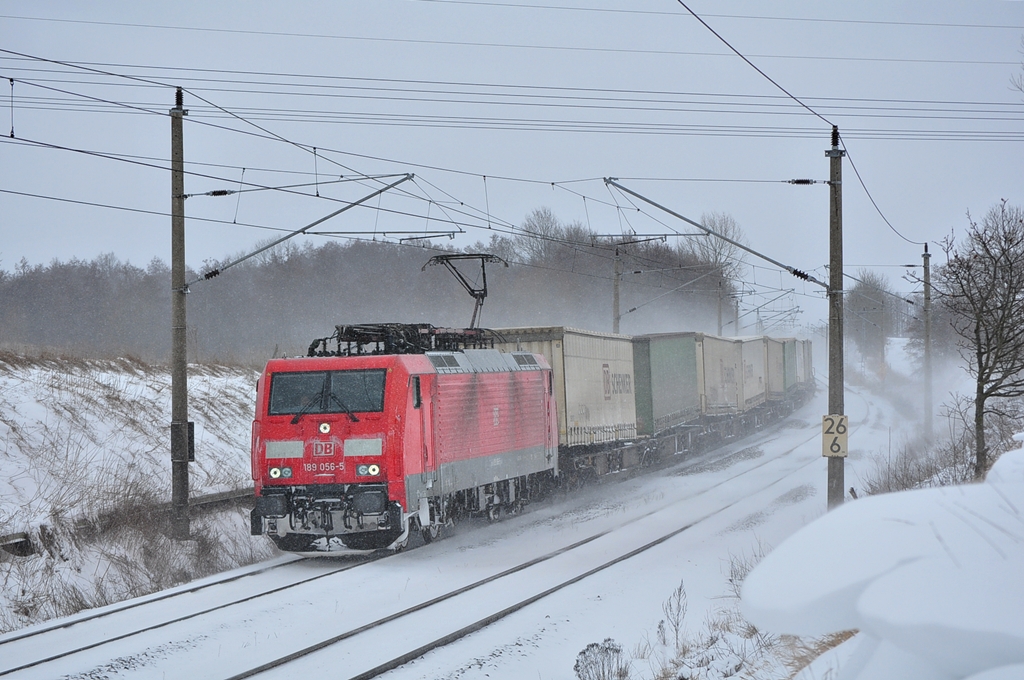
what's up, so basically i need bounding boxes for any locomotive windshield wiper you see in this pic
[290,376,325,426]
[328,392,360,422]
[290,395,323,425]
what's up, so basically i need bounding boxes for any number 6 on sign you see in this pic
[822,415,848,457]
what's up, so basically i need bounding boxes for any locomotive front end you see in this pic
[250,356,410,552]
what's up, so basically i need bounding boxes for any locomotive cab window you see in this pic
[269,369,387,416]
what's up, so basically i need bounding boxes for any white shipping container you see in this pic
[738,337,767,410]
[765,337,786,401]
[495,327,637,447]
[700,335,741,415]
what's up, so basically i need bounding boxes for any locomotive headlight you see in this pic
[357,464,381,477]
[319,422,331,434]
[269,467,282,479]
[282,467,293,478]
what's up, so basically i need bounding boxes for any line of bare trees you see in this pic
[0,208,740,366]
[938,200,1024,478]
[847,200,1024,479]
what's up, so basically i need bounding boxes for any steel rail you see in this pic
[229,402,861,680]
[0,553,380,677]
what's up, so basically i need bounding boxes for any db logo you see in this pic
[312,442,335,457]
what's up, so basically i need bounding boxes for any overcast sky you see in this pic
[2,0,1023,328]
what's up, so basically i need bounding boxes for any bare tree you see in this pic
[516,207,566,263]
[847,270,894,369]
[937,200,1024,478]
[1012,36,1024,95]
[678,211,747,281]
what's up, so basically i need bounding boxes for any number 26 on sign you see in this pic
[822,415,848,457]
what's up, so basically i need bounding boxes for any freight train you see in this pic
[249,323,814,552]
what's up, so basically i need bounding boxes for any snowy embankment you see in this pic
[742,448,1024,680]
[3,338,1017,679]
[0,352,270,633]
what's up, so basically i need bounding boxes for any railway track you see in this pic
[1,391,868,680]
[239,399,865,679]
[0,553,379,677]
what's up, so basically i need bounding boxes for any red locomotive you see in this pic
[250,324,558,551]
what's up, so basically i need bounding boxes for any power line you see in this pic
[839,134,926,246]
[8,57,1023,112]
[672,5,918,256]
[14,103,1024,141]
[12,69,1024,120]
[21,91,1024,129]
[675,1,831,127]
[407,1,1024,31]
[0,135,410,204]
[0,15,1017,66]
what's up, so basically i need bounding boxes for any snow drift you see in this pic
[742,446,1024,680]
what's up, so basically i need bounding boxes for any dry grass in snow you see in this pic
[0,352,272,633]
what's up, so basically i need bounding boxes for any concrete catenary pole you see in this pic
[613,247,622,333]
[170,87,190,538]
[923,244,933,441]
[717,281,723,336]
[826,125,846,509]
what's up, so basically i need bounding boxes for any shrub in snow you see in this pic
[575,638,632,680]
[621,553,846,680]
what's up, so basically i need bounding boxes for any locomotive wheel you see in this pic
[421,523,440,544]
[270,533,316,552]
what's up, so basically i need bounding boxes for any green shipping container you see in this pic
[633,333,702,436]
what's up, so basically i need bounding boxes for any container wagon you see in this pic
[494,326,640,477]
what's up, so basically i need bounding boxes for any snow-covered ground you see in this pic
[2,341,1018,680]
[0,354,258,529]
[743,441,1024,680]
[0,354,268,632]
[0,376,915,679]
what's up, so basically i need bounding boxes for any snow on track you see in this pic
[0,389,877,680]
